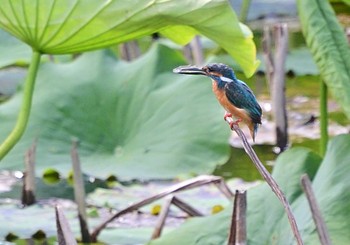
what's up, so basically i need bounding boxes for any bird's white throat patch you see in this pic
[220,76,234,83]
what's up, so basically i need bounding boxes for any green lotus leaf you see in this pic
[297,0,350,118]
[0,44,230,180]
[0,0,258,76]
[0,202,171,243]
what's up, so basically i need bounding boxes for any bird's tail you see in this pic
[248,123,259,142]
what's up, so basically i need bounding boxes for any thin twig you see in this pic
[91,175,223,242]
[301,174,332,245]
[228,190,247,245]
[225,117,303,245]
[214,179,235,200]
[151,196,174,240]
[172,196,203,217]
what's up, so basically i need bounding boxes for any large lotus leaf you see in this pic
[297,0,350,118]
[0,44,230,180]
[0,202,175,243]
[0,204,66,239]
[0,0,259,77]
[150,146,323,244]
[0,203,105,241]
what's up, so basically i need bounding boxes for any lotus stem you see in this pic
[0,50,41,161]
[320,81,328,156]
[239,0,252,23]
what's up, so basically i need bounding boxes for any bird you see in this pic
[173,63,262,142]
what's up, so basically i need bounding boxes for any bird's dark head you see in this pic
[173,63,236,88]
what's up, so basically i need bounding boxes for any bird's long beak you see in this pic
[173,65,207,76]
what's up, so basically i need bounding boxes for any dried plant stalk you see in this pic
[226,117,303,245]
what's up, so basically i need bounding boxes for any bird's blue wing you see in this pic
[224,81,262,124]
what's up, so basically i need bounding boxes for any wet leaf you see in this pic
[0,0,258,76]
[0,44,230,180]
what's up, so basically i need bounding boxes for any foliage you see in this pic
[0,0,258,76]
[0,0,259,165]
[150,135,350,244]
[0,45,230,180]
[297,0,350,119]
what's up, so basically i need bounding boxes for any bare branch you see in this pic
[214,179,235,200]
[225,117,303,245]
[172,196,204,217]
[301,174,332,245]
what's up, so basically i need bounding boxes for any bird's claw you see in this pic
[229,118,242,129]
[224,113,232,121]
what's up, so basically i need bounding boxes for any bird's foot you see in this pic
[229,118,242,130]
[223,113,232,121]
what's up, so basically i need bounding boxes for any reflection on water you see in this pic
[214,145,275,181]
[215,137,321,181]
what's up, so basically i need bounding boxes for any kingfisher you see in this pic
[173,63,262,142]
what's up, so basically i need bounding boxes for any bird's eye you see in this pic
[205,67,212,73]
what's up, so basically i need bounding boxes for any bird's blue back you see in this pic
[204,63,262,124]
[224,79,262,124]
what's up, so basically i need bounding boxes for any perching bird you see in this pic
[173,63,262,141]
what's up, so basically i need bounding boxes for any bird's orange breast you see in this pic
[212,81,251,124]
